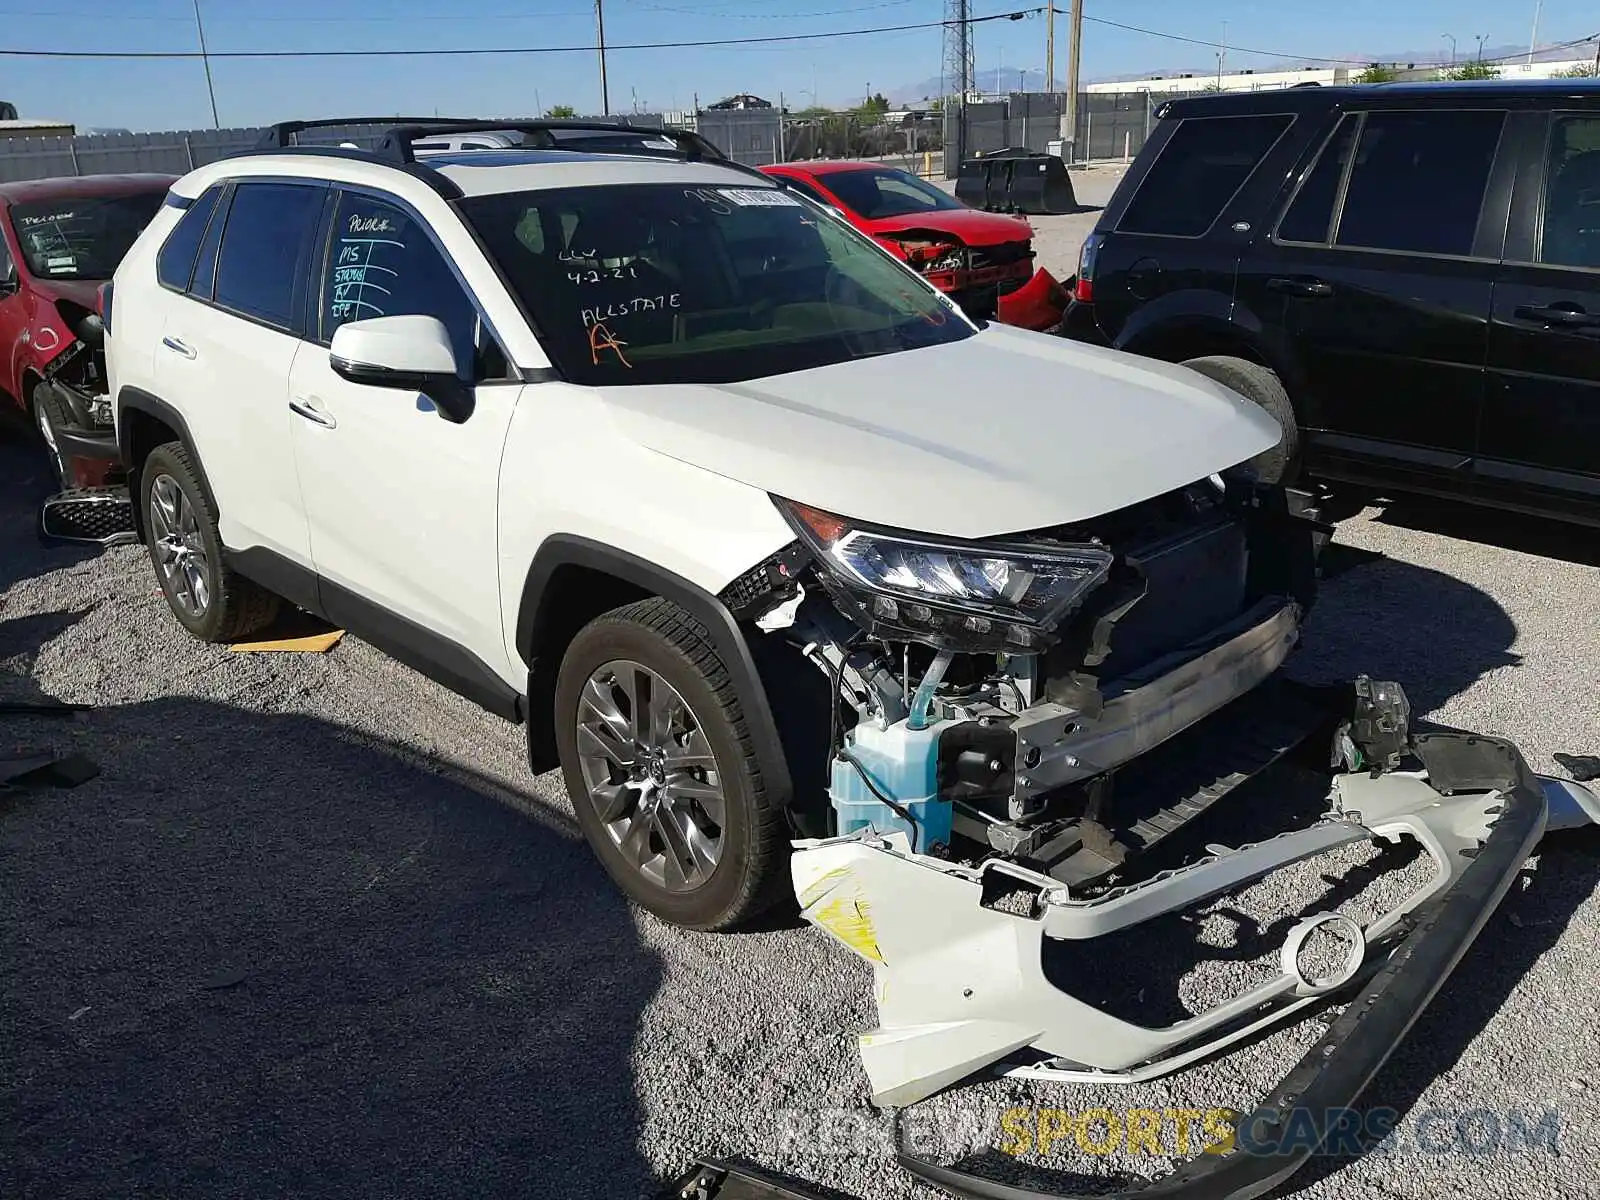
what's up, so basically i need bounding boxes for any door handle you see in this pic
[1514,303,1600,328]
[1266,277,1334,298]
[288,397,337,429]
[161,335,196,359]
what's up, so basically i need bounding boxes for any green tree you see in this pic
[1443,60,1501,81]
[544,103,578,118]
[1355,63,1400,84]
[856,92,890,119]
[1553,62,1598,78]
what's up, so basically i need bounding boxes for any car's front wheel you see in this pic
[554,597,787,931]
[140,441,280,643]
[1182,355,1300,484]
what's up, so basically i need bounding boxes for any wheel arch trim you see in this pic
[517,534,794,811]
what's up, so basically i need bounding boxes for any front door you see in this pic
[1482,107,1600,522]
[287,188,521,679]
[1236,107,1511,498]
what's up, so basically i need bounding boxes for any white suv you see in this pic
[105,119,1312,932]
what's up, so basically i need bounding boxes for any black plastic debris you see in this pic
[1555,752,1600,783]
[661,1159,841,1200]
[0,752,99,790]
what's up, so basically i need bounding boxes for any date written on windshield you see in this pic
[568,265,640,285]
[581,294,682,327]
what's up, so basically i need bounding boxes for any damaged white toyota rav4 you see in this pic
[108,120,1597,1198]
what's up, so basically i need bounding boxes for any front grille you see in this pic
[40,488,137,546]
[969,240,1032,270]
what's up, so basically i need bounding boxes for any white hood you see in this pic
[597,324,1282,539]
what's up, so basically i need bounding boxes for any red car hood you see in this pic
[865,208,1033,245]
[26,277,103,309]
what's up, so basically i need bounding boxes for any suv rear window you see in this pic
[1119,114,1293,237]
[459,182,972,386]
[157,186,222,291]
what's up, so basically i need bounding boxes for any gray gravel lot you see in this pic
[2,395,1599,1197]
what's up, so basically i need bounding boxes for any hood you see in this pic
[597,324,1282,540]
[26,277,103,309]
[867,208,1034,246]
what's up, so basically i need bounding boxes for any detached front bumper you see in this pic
[795,732,1552,1199]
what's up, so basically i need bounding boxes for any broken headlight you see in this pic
[777,498,1113,651]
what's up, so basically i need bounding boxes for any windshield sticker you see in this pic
[581,294,681,327]
[44,255,77,271]
[587,321,632,368]
[717,188,801,208]
[17,211,75,227]
[685,188,734,215]
[642,137,678,151]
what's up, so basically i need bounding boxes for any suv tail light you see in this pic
[1074,233,1103,303]
[97,282,113,336]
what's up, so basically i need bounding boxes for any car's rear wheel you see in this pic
[554,597,786,931]
[1182,355,1300,484]
[140,441,280,643]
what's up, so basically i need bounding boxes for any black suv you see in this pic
[1063,79,1600,526]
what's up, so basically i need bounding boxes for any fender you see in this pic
[116,386,218,539]
[517,534,794,811]
[1117,295,1303,398]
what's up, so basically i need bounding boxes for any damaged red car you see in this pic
[761,160,1067,331]
[0,174,176,488]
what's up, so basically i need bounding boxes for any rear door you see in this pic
[1481,106,1600,522]
[1236,107,1514,497]
[1090,110,1300,343]
[153,179,327,573]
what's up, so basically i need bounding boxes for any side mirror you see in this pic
[328,314,473,423]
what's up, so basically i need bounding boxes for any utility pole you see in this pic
[1217,20,1228,90]
[191,0,219,129]
[1443,33,1456,66]
[1046,0,1054,94]
[1527,0,1542,66]
[595,0,610,116]
[1061,0,1083,163]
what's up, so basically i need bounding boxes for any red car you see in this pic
[761,160,1067,331]
[0,173,176,489]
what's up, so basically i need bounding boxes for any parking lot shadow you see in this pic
[1370,495,1600,569]
[0,429,97,593]
[0,642,664,1200]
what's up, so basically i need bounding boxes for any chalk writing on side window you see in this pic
[328,211,404,323]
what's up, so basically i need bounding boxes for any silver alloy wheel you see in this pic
[35,400,66,487]
[147,473,210,617]
[575,658,726,892]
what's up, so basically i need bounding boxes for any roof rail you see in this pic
[255,117,477,150]
[373,119,731,165]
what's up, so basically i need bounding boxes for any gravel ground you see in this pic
[3,404,1599,1200]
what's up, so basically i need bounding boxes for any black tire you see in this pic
[1182,355,1301,485]
[554,597,787,932]
[31,383,74,490]
[140,440,280,643]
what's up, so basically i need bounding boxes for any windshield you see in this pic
[9,191,166,281]
[820,168,967,220]
[457,182,973,386]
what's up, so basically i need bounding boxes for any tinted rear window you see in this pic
[1335,110,1505,257]
[213,182,324,328]
[1120,114,1293,237]
[156,186,221,291]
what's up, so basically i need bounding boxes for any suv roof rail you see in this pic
[375,119,732,165]
[255,117,478,150]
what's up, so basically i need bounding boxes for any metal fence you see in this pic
[943,90,1208,177]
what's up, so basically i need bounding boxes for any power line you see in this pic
[0,8,1040,58]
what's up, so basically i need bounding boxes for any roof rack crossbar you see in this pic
[255,117,481,150]
[375,119,731,165]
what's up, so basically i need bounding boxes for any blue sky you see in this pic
[5,0,1594,132]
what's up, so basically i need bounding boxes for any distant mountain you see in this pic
[890,39,1591,99]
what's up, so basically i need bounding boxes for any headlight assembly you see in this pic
[777,499,1113,651]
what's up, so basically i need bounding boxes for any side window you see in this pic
[189,185,231,301]
[156,185,222,292]
[1119,114,1293,237]
[1335,110,1506,257]
[1539,113,1600,270]
[1276,115,1359,245]
[213,182,324,329]
[0,234,15,293]
[321,191,505,378]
